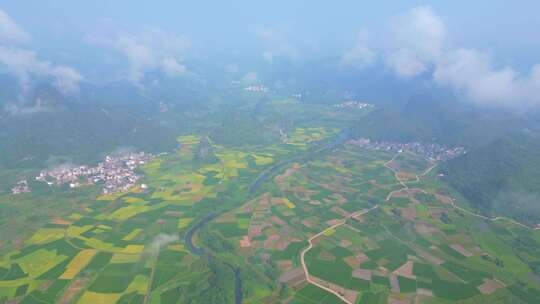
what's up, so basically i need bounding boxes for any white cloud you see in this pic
[0,9,31,44]
[161,57,187,77]
[340,44,376,69]
[434,49,540,105]
[384,6,446,77]
[392,6,446,60]
[51,66,83,94]
[340,29,377,69]
[88,27,190,84]
[255,28,298,63]
[4,102,47,115]
[0,10,82,96]
[0,46,82,94]
[147,233,178,256]
[346,6,540,106]
[385,49,427,77]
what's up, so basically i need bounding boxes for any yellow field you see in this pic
[282,198,296,209]
[0,260,9,268]
[286,127,338,146]
[93,214,107,221]
[26,228,65,245]
[177,135,200,145]
[120,245,144,254]
[141,158,162,175]
[108,205,150,221]
[96,192,124,201]
[17,249,67,277]
[165,172,206,184]
[150,184,210,204]
[77,291,122,304]
[198,163,225,178]
[111,253,141,263]
[122,228,142,241]
[178,218,194,229]
[323,228,336,237]
[125,274,148,294]
[0,277,32,288]
[60,249,97,279]
[67,225,93,238]
[80,238,146,255]
[149,171,211,203]
[334,165,349,174]
[83,237,116,251]
[68,213,83,220]
[215,150,250,179]
[128,185,145,194]
[167,244,187,252]
[123,197,145,204]
[252,154,274,165]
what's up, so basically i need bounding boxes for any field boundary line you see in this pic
[299,206,378,304]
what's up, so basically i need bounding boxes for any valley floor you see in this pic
[1,129,540,304]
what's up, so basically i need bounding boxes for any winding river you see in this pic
[184,129,351,304]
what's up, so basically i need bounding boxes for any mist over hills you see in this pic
[442,131,540,224]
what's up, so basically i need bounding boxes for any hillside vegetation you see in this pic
[442,134,540,224]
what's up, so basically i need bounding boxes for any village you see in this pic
[10,180,31,194]
[24,151,154,194]
[333,100,374,110]
[243,85,269,93]
[348,137,466,162]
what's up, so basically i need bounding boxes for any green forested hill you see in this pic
[441,134,540,224]
[353,96,530,148]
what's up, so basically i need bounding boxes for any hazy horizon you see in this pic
[1,1,540,108]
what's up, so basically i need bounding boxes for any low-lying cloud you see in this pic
[147,233,179,256]
[340,30,376,69]
[0,9,82,98]
[4,102,47,115]
[0,46,82,95]
[385,6,446,77]
[342,6,540,107]
[87,27,191,85]
[255,28,298,64]
[0,9,31,44]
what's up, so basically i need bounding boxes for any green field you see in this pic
[1,97,540,304]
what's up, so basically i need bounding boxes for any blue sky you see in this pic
[1,1,540,106]
[3,1,540,62]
